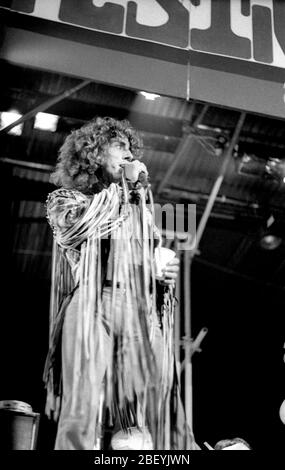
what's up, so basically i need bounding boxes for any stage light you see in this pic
[259,233,282,250]
[139,91,161,100]
[259,215,283,250]
[0,110,23,135]
[34,112,59,131]
[237,153,285,183]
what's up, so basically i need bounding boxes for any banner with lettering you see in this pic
[1,0,285,118]
[1,0,285,68]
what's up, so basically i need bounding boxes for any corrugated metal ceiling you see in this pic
[2,61,285,287]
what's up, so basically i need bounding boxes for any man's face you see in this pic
[100,137,133,183]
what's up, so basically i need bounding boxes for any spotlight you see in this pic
[259,233,282,250]
[0,110,23,135]
[139,91,160,100]
[34,112,59,131]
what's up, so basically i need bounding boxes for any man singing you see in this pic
[44,116,195,450]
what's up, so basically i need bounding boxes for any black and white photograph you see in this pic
[0,0,285,459]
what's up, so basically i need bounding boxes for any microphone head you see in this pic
[123,161,140,182]
[123,161,148,184]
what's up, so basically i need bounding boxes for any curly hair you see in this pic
[50,116,143,193]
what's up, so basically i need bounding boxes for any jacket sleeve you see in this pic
[46,188,92,235]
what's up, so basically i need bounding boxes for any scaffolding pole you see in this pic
[195,112,246,251]
[184,250,193,429]
[183,112,246,433]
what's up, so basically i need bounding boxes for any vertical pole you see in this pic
[184,250,193,429]
[174,244,182,380]
[195,112,246,251]
[182,112,246,433]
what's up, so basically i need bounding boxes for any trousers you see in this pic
[54,287,194,450]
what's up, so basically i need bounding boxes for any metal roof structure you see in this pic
[1,2,285,450]
[2,61,285,289]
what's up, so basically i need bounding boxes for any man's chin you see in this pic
[115,169,124,181]
[110,172,123,183]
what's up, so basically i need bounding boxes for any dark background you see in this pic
[1,197,285,450]
[1,57,285,451]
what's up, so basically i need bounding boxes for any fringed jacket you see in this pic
[44,181,181,449]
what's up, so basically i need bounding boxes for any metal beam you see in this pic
[156,104,209,196]
[0,157,53,171]
[194,112,246,253]
[182,114,246,435]
[0,79,92,134]
[184,250,193,430]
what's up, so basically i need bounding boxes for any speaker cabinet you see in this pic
[0,410,40,450]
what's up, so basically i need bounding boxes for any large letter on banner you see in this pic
[126,0,189,48]
[252,5,273,64]
[59,0,124,34]
[272,0,285,58]
[0,0,35,13]
[191,0,251,59]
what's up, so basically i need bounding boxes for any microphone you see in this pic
[122,161,149,188]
